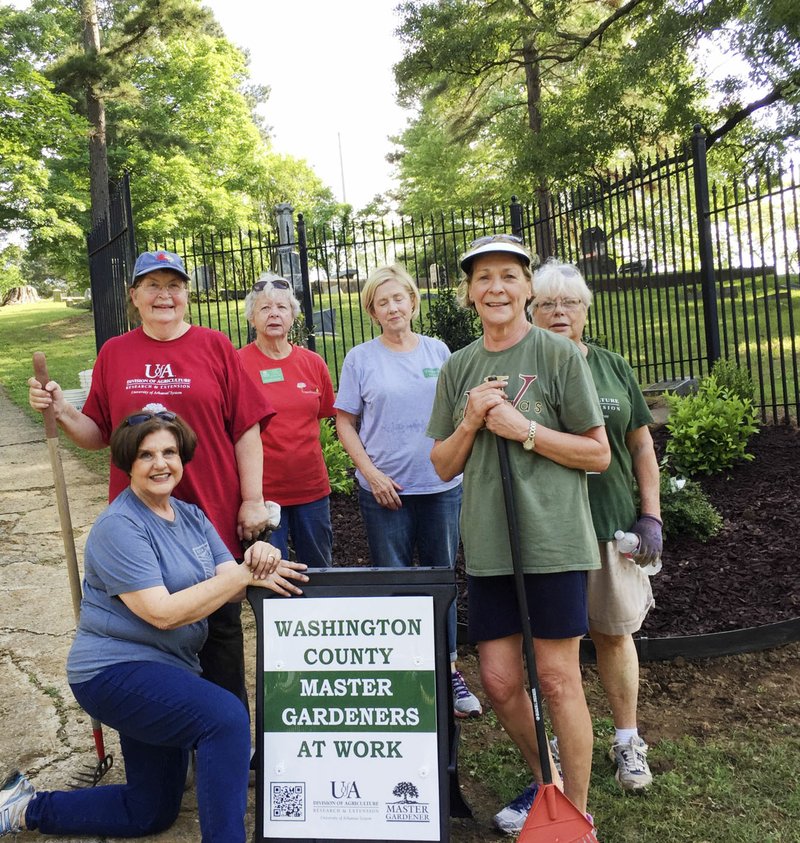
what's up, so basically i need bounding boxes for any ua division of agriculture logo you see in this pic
[385,781,430,823]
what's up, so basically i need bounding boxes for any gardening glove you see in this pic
[242,501,282,552]
[630,514,663,568]
[264,500,281,531]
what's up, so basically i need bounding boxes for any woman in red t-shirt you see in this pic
[28,250,275,709]
[238,274,336,568]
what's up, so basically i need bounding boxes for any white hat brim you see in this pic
[460,241,531,272]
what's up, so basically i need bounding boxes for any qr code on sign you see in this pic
[270,782,305,821]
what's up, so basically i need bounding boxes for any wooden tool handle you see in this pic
[32,351,58,439]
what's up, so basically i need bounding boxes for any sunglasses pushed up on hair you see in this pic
[125,410,177,427]
[252,278,291,292]
[468,233,524,249]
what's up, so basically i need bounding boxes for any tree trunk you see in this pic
[522,38,555,260]
[2,286,40,306]
[82,0,109,232]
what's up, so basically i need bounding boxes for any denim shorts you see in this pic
[467,570,589,642]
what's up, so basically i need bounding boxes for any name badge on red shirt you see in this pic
[260,368,284,384]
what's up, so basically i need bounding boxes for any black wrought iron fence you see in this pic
[137,228,284,350]
[87,130,799,421]
[86,172,137,352]
[709,164,800,423]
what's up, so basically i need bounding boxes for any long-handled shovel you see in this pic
[495,435,594,842]
[32,352,113,787]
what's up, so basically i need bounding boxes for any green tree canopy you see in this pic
[1,0,335,283]
[391,0,797,216]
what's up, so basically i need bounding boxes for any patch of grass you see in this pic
[461,723,800,842]
[0,301,108,477]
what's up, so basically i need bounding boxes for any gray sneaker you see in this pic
[609,735,653,791]
[451,670,482,718]
[492,782,539,835]
[0,770,35,836]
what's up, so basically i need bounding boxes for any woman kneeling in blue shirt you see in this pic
[0,409,307,842]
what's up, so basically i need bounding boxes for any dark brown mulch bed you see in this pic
[329,424,800,638]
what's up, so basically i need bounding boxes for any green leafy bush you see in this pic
[710,357,756,404]
[319,419,354,494]
[288,314,312,347]
[425,285,480,351]
[665,374,759,475]
[658,472,723,541]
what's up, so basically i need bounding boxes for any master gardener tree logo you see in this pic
[385,780,430,823]
[393,782,418,802]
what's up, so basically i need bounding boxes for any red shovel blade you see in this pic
[517,784,595,843]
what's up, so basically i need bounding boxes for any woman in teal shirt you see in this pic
[531,258,661,798]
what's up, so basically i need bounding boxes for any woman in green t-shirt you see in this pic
[531,258,662,797]
[427,235,610,836]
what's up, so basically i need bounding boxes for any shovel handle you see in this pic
[32,351,58,440]
[32,352,111,770]
[496,435,555,785]
[32,351,83,621]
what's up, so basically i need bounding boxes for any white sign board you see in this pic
[260,595,440,840]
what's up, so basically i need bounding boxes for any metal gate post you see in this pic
[691,124,721,367]
[296,214,316,353]
[510,196,524,240]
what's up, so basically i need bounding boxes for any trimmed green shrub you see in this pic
[658,473,723,541]
[665,374,759,476]
[319,419,354,494]
[425,285,480,351]
[288,314,312,347]
[710,357,756,404]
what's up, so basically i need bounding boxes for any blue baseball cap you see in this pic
[131,250,190,285]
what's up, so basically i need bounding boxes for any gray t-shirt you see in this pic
[67,488,231,683]
[427,328,603,576]
[334,335,462,494]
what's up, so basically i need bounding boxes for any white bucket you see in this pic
[62,388,88,410]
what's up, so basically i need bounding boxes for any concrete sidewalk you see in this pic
[0,389,258,841]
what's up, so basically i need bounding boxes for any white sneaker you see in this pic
[609,735,653,791]
[451,670,482,718]
[0,770,35,836]
[492,783,538,835]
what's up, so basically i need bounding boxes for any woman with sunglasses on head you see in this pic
[238,273,336,568]
[0,410,307,841]
[334,263,482,719]
[427,235,610,837]
[28,251,275,710]
[531,258,660,795]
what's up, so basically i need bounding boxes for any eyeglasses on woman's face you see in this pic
[252,278,290,292]
[468,233,524,248]
[533,297,584,313]
[125,410,177,427]
[136,279,187,296]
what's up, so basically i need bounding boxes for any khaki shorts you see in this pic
[587,541,655,636]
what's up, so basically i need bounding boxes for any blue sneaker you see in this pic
[0,770,34,836]
[492,782,539,835]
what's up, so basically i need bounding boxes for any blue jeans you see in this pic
[358,484,462,662]
[25,661,250,843]
[269,495,333,568]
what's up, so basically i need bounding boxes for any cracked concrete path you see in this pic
[0,388,260,841]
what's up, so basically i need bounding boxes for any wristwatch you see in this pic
[522,420,537,451]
